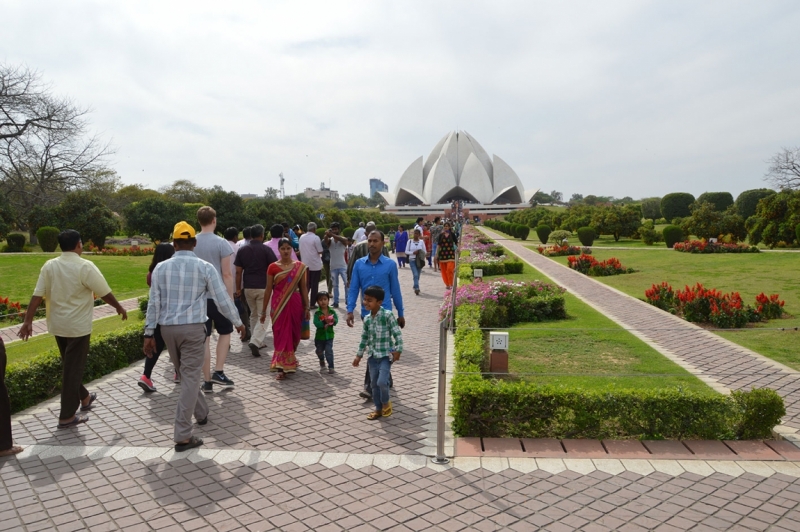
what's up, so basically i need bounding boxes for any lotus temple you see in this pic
[380,131,538,219]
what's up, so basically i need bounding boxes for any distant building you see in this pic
[304,182,339,200]
[240,193,259,200]
[369,178,389,199]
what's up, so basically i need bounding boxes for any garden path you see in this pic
[480,227,800,439]
[0,297,141,345]
[4,260,800,530]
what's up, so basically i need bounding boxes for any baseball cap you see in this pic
[172,221,196,240]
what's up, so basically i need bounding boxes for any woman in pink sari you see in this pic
[261,238,310,380]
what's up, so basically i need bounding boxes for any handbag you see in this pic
[301,319,310,340]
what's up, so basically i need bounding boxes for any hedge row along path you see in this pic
[4,264,800,530]
[0,297,141,345]
[481,226,800,439]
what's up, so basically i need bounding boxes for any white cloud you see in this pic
[2,0,799,200]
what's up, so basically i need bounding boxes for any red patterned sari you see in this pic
[268,261,307,373]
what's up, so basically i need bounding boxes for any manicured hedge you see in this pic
[36,227,60,252]
[535,225,551,244]
[450,302,785,439]
[6,233,25,252]
[577,227,595,246]
[661,193,695,221]
[662,225,683,248]
[6,323,146,413]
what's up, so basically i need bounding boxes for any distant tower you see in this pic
[279,172,285,199]
[369,178,389,199]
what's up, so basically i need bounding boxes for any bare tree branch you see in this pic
[764,146,800,190]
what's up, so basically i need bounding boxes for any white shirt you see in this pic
[353,227,367,243]
[299,232,324,270]
[406,239,426,257]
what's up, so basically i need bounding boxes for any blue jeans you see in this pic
[367,356,392,411]
[330,267,347,305]
[315,339,334,368]
[432,242,438,266]
[409,260,421,290]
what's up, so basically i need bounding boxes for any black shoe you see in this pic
[202,382,214,394]
[197,416,208,426]
[211,371,234,387]
[359,390,372,400]
[332,303,339,308]
[175,436,203,452]
[248,343,261,357]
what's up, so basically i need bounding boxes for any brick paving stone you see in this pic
[683,440,738,461]
[482,437,526,457]
[643,440,694,459]
[563,439,607,458]
[602,440,651,459]
[522,438,566,457]
[725,440,784,461]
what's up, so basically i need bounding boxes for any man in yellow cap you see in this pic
[143,221,245,452]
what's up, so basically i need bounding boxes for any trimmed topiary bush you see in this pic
[697,192,734,212]
[735,188,776,219]
[316,227,327,238]
[36,226,60,252]
[536,225,551,244]
[342,227,355,238]
[663,225,683,248]
[577,227,595,246]
[661,193,695,221]
[517,225,530,241]
[549,230,571,244]
[6,233,26,252]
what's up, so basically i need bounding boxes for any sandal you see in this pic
[367,411,382,420]
[0,445,23,457]
[275,372,286,381]
[80,392,97,411]
[174,436,203,452]
[58,414,88,429]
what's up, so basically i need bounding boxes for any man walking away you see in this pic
[234,224,277,357]
[144,221,245,452]
[18,230,128,429]
[299,222,324,308]
[195,206,236,392]
[353,221,366,243]
[225,227,250,342]
[324,222,348,309]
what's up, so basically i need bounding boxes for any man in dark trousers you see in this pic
[0,338,22,456]
[234,224,277,357]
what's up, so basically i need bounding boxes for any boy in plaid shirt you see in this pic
[352,285,403,420]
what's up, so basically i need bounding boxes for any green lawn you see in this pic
[483,260,714,393]
[540,249,800,370]
[4,313,143,364]
[0,255,150,303]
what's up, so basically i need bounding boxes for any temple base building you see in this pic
[380,131,538,220]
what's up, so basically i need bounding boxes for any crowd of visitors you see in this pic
[3,207,461,454]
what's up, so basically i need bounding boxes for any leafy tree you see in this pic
[109,184,162,214]
[123,197,186,243]
[532,191,554,205]
[344,193,368,208]
[206,187,255,232]
[159,179,207,203]
[549,190,563,204]
[56,191,118,248]
[243,198,315,230]
[681,201,746,241]
[746,190,800,247]
[660,193,695,221]
[640,197,662,221]
[591,204,642,241]
[317,207,351,228]
[696,192,734,212]
[264,187,280,199]
[562,204,595,232]
[569,193,584,204]
[764,146,800,190]
[735,188,775,219]
[26,205,60,244]
[0,194,15,241]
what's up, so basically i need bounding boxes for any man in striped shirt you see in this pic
[144,221,245,452]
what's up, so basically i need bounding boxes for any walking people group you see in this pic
[6,207,465,455]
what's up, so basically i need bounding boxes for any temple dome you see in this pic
[380,131,536,206]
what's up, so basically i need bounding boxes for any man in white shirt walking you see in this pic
[299,222,324,308]
[353,221,367,243]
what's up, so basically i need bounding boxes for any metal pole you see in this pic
[432,319,450,464]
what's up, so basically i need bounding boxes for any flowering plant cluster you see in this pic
[439,278,566,326]
[462,252,507,265]
[673,240,759,254]
[87,245,155,256]
[0,296,23,323]
[537,244,588,257]
[644,282,785,328]
[567,254,634,276]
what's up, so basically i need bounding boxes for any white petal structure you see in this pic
[385,130,535,206]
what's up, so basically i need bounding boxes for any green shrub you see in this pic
[549,229,571,244]
[730,388,785,439]
[796,223,800,245]
[697,192,734,212]
[517,225,530,240]
[662,225,683,248]
[36,226,60,252]
[342,227,355,238]
[504,261,523,274]
[6,323,145,413]
[735,189,776,219]
[6,233,26,252]
[661,193,695,221]
[639,221,663,245]
[535,225,551,244]
[316,228,327,238]
[576,227,595,246]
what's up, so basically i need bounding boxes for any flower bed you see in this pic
[537,244,589,257]
[567,254,634,276]
[440,278,566,327]
[673,240,759,253]
[0,296,23,324]
[459,226,523,278]
[87,245,155,256]
[645,282,785,328]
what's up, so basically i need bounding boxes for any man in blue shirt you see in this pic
[347,230,405,399]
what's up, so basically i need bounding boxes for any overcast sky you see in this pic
[3,1,799,201]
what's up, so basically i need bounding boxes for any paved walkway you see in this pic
[4,255,800,530]
[482,227,800,440]
[0,298,141,345]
